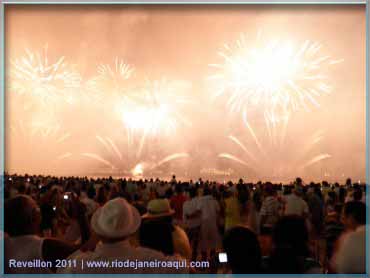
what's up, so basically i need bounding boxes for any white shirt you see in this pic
[333,226,366,273]
[58,239,188,274]
[284,194,309,216]
[198,195,220,221]
[197,196,221,251]
[183,197,201,229]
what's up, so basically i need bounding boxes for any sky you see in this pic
[4,5,366,182]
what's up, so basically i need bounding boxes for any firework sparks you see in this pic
[81,135,189,177]
[9,45,81,105]
[86,58,135,103]
[9,119,72,146]
[117,78,192,139]
[209,32,342,121]
[300,154,332,169]
[81,153,118,170]
[218,119,331,180]
[154,153,190,168]
[7,119,73,174]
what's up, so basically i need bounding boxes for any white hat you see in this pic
[91,198,141,239]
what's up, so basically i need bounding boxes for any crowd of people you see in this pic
[2,173,367,274]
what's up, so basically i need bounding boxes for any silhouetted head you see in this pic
[223,226,262,273]
[5,195,41,236]
[343,201,366,231]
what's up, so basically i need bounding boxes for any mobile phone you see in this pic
[63,193,70,200]
[53,206,57,211]
[218,252,228,263]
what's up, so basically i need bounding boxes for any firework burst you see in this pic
[9,45,81,106]
[86,58,135,103]
[117,78,192,138]
[209,31,342,122]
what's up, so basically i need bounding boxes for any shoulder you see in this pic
[344,227,366,246]
[172,226,191,259]
[173,225,188,239]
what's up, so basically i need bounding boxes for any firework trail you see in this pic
[218,119,331,180]
[7,119,73,174]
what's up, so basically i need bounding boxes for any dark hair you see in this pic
[203,186,211,196]
[338,187,346,203]
[253,190,262,211]
[87,185,96,199]
[175,184,183,194]
[314,186,323,200]
[344,201,366,226]
[295,177,302,185]
[5,195,39,236]
[264,183,274,196]
[272,216,309,256]
[284,186,292,195]
[96,187,107,205]
[18,184,26,194]
[268,216,310,273]
[237,184,249,205]
[165,187,174,199]
[353,189,363,202]
[188,187,197,198]
[346,178,352,186]
[139,217,174,256]
[223,226,262,273]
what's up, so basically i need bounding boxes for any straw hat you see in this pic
[142,198,175,219]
